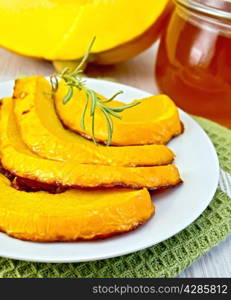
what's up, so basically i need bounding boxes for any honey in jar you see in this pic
[156,0,231,128]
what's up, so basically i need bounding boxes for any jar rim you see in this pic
[174,0,231,20]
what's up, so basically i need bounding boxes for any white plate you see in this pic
[0,78,219,263]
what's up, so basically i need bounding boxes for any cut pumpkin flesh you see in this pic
[0,174,154,241]
[0,98,182,190]
[52,1,173,68]
[0,0,170,61]
[55,80,183,146]
[13,76,174,167]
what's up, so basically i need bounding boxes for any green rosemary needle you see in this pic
[50,37,140,146]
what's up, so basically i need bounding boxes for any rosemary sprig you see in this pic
[50,37,140,146]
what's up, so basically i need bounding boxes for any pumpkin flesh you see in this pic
[0,98,182,190]
[0,0,170,61]
[55,80,183,146]
[0,174,154,241]
[52,0,174,68]
[14,76,175,166]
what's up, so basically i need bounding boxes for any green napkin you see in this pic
[0,117,230,278]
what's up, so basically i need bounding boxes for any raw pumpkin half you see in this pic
[0,0,171,62]
[14,76,174,166]
[0,174,154,241]
[0,98,182,190]
[55,80,183,146]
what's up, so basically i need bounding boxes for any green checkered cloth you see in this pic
[0,117,230,278]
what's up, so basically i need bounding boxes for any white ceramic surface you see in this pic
[0,78,219,263]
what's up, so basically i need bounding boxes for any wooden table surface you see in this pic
[0,44,230,278]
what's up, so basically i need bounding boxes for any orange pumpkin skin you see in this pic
[0,174,154,242]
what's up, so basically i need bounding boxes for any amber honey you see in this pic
[156,0,231,128]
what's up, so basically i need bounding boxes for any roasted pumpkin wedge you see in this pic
[54,80,183,146]
[0,174,154,241]
[13,76,174,166]
[0,98,182,190]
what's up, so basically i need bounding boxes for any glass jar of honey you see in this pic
[156,0,231,128]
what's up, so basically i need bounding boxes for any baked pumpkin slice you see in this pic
[0,98,182,190]
[54,80,183,146]
[0,174,154,241]
[13,76,174,166]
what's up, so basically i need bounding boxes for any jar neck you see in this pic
[175,0,231,21]
[174,0,231,33]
